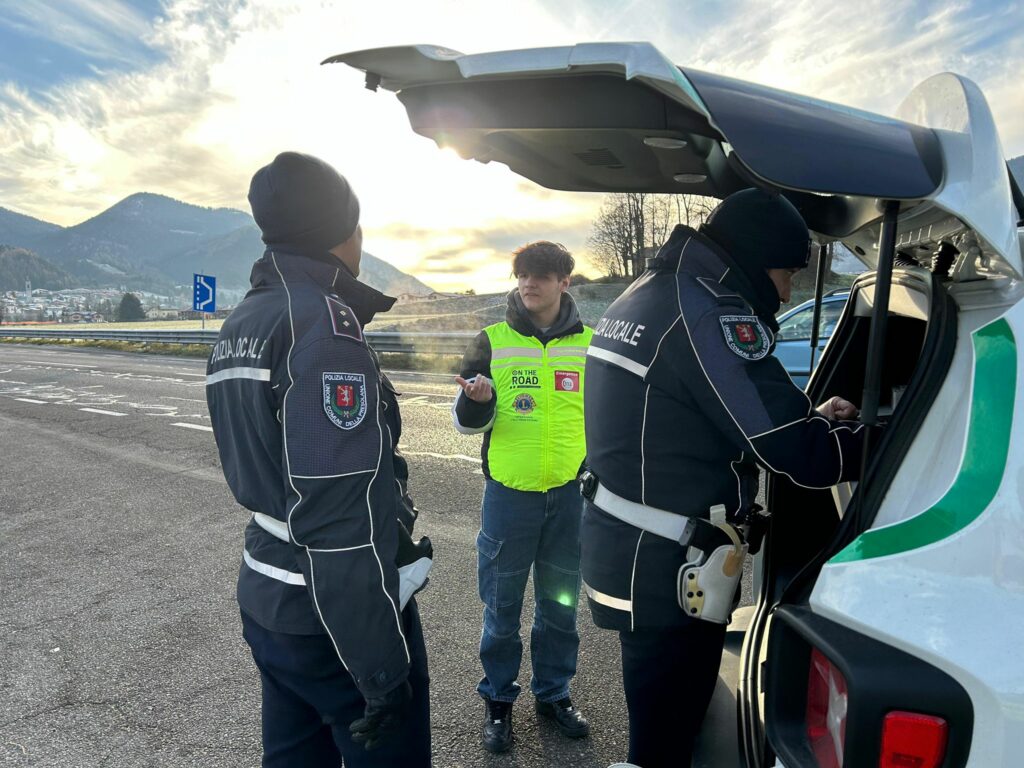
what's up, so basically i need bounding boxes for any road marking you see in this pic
[79,407,125,416]
[172,422,214,432]
[400,450,481,464]
[175,372,206,378]
[15,397,47,404]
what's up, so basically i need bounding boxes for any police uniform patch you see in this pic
[323,372,367,429]
[719,315,769,360]
[326,296,363,342]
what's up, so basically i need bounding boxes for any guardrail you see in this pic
[0,327,475,355]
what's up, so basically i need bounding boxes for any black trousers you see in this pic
[619,620,726,768]
[241,600,431,768]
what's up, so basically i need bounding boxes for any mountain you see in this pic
[0,245,76,291]
[0,194,434,296]
[0,207,62,247]
[183,223,434,296]
[1010,155,1023,189]
[25,193,253,290]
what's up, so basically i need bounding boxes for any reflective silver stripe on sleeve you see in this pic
[586,346,649,378]
[253,512,290,542]
[206,366,272,385]
[243,548,306,585]
[583,580,632,612]
[491,347,544,360]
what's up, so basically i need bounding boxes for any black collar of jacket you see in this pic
[645,224,781,333]
[250,248,396,326]
[504,289,584,344]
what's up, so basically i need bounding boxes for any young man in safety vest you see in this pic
[452,241,594,754]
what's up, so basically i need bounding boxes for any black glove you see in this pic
[349,679,413,750]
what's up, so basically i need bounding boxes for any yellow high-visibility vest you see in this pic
[483,322,593,492]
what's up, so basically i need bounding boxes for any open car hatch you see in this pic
[326,42,1022,278]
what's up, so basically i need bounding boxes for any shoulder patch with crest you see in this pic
[719,315,770,360]
[323,372,368,429]
[326,296,363,342]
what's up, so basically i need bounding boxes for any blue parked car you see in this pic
[773,291,849,387]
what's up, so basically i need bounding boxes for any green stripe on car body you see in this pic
[830,318,1016,564]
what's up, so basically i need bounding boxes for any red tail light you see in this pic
[879,711,948,768]
[806,648,847,768]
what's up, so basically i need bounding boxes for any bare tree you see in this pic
[587,192,717,280]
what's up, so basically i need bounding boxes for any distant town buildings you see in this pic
[1,287,233,323]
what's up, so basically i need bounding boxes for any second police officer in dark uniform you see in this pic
[580,189,864,768]
[206,152,433,767]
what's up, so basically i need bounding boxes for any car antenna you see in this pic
[808,241,829,379]
[859,200,899,484]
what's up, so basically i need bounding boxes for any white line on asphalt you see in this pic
[172,422,213,432]
[175,373,206,378]
[400,450,481,464]
[26,360,83,367]
[79,407,125,416]
[15,398,47,404]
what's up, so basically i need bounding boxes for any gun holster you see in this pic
[677,516,747,624]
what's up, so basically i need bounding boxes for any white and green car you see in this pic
[329,42,1024,768]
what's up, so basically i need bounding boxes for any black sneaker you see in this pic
[535,697,590,738]
[482,699,513,753]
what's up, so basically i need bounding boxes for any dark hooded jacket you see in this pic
[206,247,416,699]
[581,225,865,631]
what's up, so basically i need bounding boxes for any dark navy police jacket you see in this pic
[582,225,865,631]
[206,250,417,698]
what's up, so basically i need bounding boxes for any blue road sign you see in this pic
[193,274,216,313]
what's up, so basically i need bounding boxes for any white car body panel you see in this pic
[815,299,1024,767]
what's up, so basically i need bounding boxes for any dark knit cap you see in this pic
[700,189,810,270]
[247,151,360,256]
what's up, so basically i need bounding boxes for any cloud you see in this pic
[0,0,156,66]
[0,0,1021,293]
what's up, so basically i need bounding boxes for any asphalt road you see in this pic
[0,343,750,768]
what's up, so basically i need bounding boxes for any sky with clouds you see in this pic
[0,0,1021,291]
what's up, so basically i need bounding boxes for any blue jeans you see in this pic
[476,478,583,703]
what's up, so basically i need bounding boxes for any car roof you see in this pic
[779,292,849,321]
[329,43,1022,279]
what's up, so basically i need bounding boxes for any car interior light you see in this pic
[643,137,688,149]
[806,648,847,768]
[673,173,707,184]
[879,711,948,768]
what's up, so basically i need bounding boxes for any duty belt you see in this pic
[587,479,731,551]
[253,512,289,542]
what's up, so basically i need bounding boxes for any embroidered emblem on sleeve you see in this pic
[719,315,769,360]
[326,296,363,342]
[323,372,368,429]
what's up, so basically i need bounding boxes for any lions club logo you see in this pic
[513,393,536,414]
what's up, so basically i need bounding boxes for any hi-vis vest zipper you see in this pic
[483,322,593,492]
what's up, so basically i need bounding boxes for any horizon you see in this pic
[2,0,1023,292]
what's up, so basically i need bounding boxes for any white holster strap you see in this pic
[254,512,289,542]
[592,483,690,542]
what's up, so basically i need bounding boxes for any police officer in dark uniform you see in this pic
[206,152,433,767]
[580,189,863,768]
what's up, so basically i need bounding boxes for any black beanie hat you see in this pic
[247,151,360,256]
[700,189,810,270]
